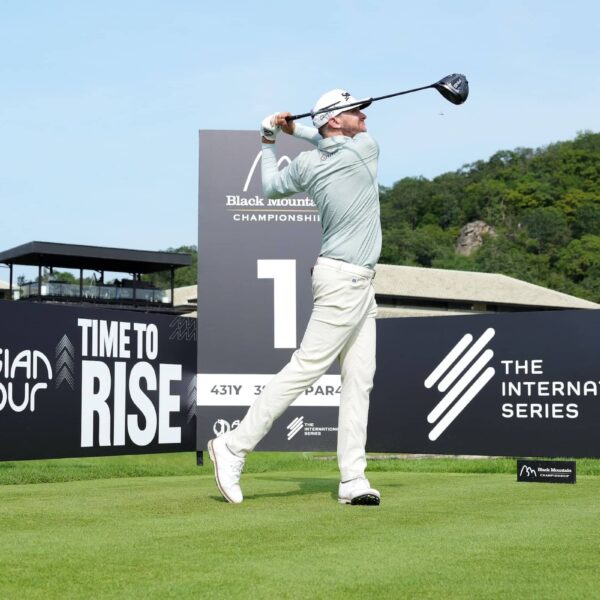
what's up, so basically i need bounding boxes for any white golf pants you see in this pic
[226,257,377,481]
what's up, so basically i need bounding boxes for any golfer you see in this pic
[209,89,381,505]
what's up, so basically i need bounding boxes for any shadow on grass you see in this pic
[207,473,402,503]
[206,474,335,503]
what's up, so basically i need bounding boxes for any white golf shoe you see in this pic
[338,477,380,505]
[207,437,245,504]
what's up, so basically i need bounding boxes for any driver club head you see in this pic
[433,73,469,105]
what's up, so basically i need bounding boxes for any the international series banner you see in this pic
[368,309,600,457]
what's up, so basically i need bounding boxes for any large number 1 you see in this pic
[257,260,297,349]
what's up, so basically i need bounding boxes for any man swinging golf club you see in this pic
[208,88,382,505]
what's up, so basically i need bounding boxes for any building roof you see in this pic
[0,241,191,274]
[374,264,599,310]
[173,285,198,318]
[170,263,599,320]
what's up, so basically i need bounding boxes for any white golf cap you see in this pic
[311,89,372,128]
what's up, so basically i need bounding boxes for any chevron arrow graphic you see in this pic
[55,335,75,390]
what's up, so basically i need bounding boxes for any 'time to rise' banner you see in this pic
[0,300,196,461]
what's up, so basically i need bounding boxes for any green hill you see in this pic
[380,130,600,302]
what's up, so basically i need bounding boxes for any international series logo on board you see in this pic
[424,327,590,440]
[286,416,337,441]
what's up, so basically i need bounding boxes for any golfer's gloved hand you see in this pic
[260,114,280,142]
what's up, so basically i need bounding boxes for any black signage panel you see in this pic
[196,130,340,451]
[0,300,196,461]
[368,310,600,457]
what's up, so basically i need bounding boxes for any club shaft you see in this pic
[371,84,433,103]
[286,84,434,122]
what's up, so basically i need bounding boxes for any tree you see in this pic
[557,235,600,283]
[571,202,600,237]
[143,245,197,288]
[521,207,571,253]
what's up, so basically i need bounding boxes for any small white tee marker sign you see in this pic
[517,460,576,484]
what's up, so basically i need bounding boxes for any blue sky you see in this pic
[1,0,599,280]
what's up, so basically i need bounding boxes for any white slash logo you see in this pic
[243,152,292,192]
[286,416,304,440]
[424,328,496,441]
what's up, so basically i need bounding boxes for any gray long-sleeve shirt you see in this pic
[261,125,381,269]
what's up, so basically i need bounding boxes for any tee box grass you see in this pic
[0,453,598,599]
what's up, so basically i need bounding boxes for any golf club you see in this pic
[286,73,469,122]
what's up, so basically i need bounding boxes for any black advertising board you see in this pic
[196,131,340,451]
[196,130,600,459]
[368,310,600,457]
[0,300,196,461]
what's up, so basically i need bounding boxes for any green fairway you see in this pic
[0,454,598,599]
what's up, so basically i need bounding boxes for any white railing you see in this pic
[19,281,170,304]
